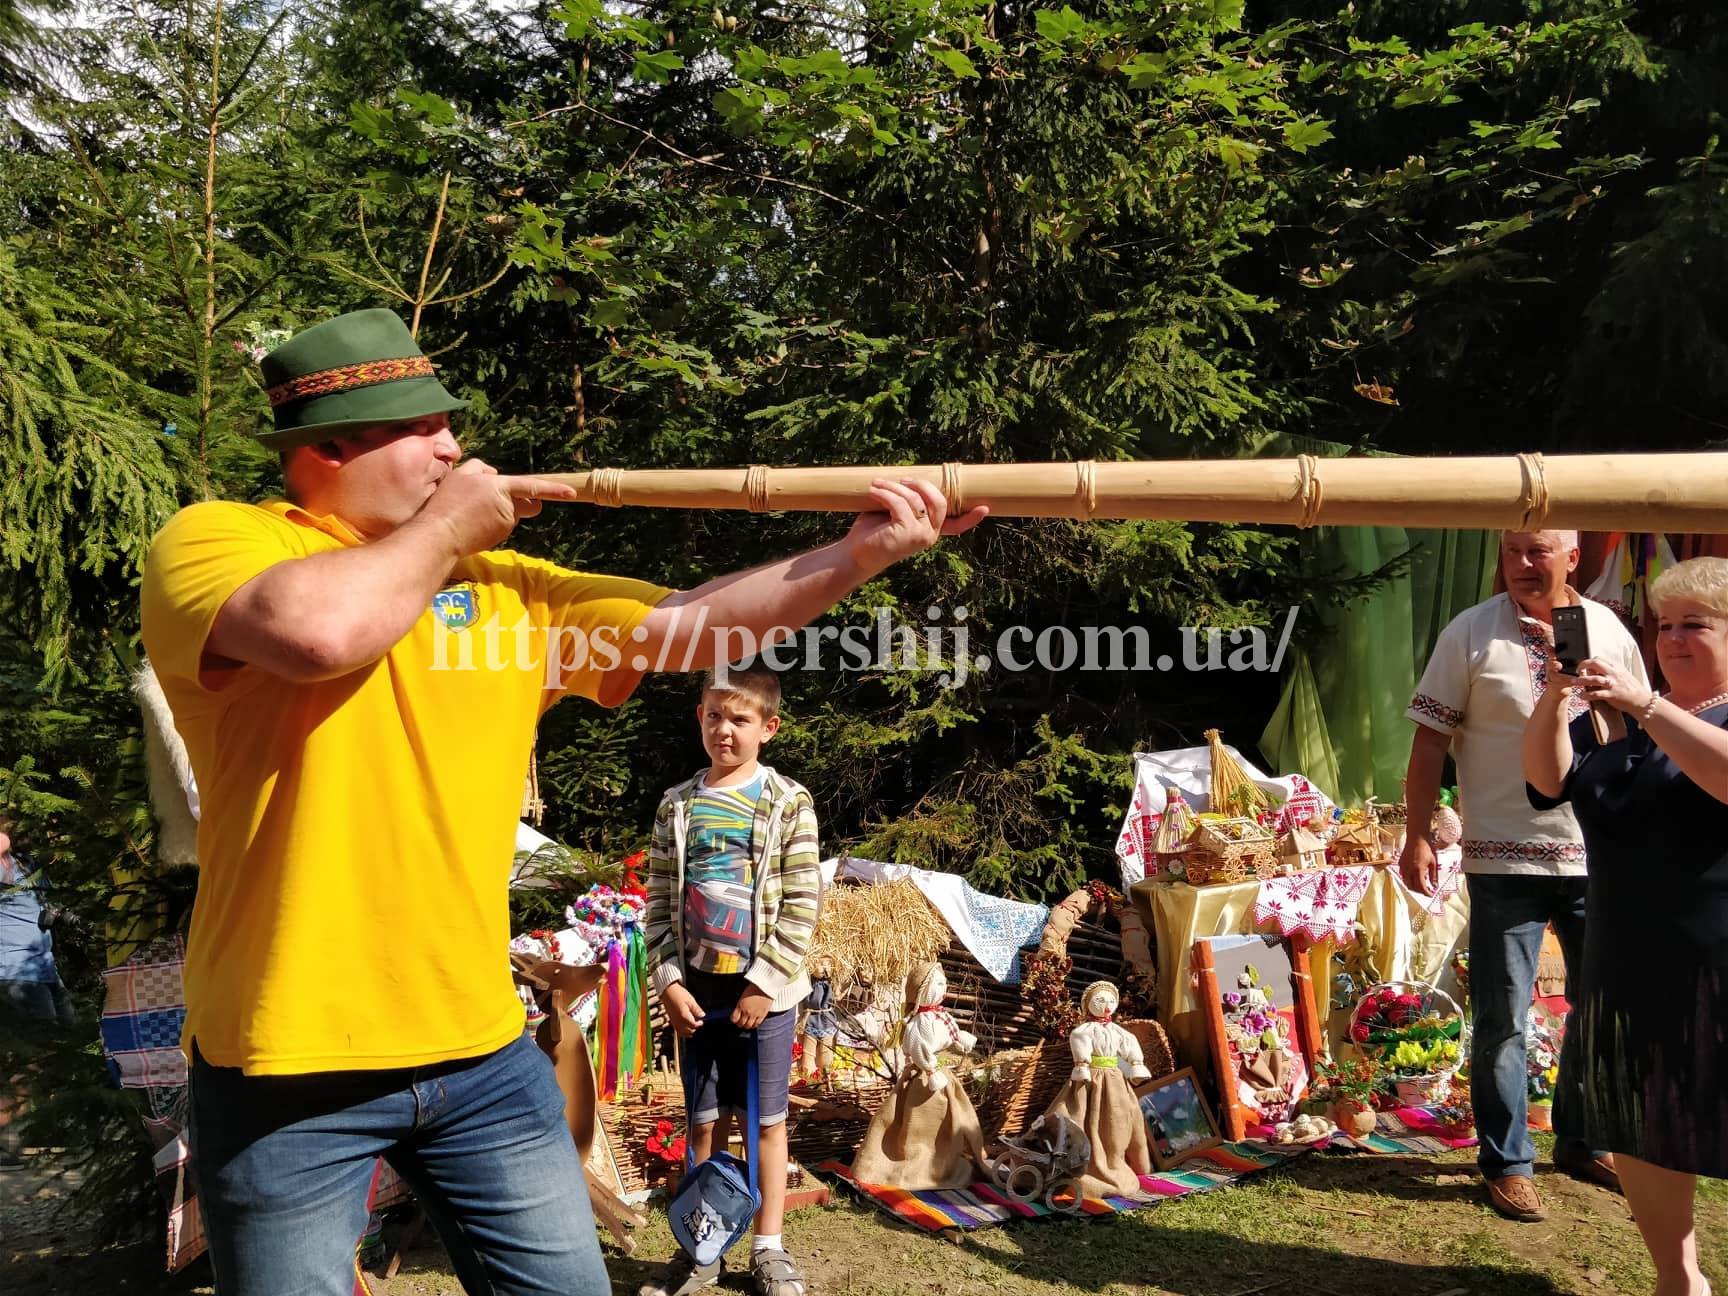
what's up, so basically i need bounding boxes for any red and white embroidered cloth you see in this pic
[1273,774,1326,834]
[1421,847,1465,914]
[1251,848,1463,942]
[1253,867,1376,942]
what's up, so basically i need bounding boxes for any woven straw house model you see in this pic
[1277,826,1328,875]
[1327,819,1386,867]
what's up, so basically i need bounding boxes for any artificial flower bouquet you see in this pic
[1312,1056,1380,1108]
[1385,1036,1461,1075]
[1346,981,1464,1107]
[1431,1094,1475,1137]
[1525,1010,1564,1127]
[1348,983,1463,1051]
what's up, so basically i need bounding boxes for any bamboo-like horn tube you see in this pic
[542,452,1728,532]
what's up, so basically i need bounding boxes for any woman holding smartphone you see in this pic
[1524,557,1728,1296]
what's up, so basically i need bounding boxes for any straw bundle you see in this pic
[805,878,951,1007]
[1205,728,1273,818]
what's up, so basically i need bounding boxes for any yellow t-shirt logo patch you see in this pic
[432,584,478,630]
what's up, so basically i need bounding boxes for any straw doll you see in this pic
[1040,980,1152,1198]
[850,963,988,1189]
[796,955,839,1084]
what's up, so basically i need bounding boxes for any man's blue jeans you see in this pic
[1466,873,1600,1179]
[190,1033,608,1295]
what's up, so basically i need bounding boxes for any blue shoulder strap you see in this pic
[744,1027,760,1201]
[683,1011,763,1204]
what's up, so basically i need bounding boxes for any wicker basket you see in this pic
[785,1084,892,1166]
[1391,1071,1454,1108]
[606,1079,904,1186]
[936,924,1148,1048]
[967,1040,1069,1135]
[1125,1018,1177,1083]
[1347,980,1467,1111]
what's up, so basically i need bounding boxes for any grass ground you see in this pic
[6,1135,1725,1295]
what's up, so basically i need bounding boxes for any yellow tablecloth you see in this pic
[1129,867,1470,1077]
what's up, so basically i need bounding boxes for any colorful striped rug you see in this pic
[1322,1105,1478,1155]
[817,1141,1310,1232]
[817,1107,1475,1233]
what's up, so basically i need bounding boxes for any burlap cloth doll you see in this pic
[1039,980,1151,1198]
[850,963,988,1189]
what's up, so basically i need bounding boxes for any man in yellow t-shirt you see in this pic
[140,309,985,1296]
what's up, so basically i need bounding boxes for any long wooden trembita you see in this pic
[542,452,1728,531]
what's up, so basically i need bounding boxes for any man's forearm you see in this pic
[209,512,463,681]
[642,540,869,671]
[1402,731,1449,839]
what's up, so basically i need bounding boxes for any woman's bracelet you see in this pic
[1638,692,1661,725]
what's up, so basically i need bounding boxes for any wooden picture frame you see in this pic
[1191,934,1322,1141]
[1136,1067,1223,1169]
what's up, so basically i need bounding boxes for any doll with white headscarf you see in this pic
[1038,980,1151,1198]
[850,962,988,1188]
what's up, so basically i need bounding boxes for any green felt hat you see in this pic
[257,309,470,449]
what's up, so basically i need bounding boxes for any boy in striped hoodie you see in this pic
[641,664,820,1296]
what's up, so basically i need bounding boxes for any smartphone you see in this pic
[1550,606,1590,675]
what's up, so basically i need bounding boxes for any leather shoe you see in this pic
[1554,1149,1622,1194]
[1486,1174,1546,1222]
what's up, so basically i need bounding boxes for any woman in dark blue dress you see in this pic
[1525,557,1728,1296]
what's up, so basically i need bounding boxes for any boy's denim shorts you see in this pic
[680,968,794,1129]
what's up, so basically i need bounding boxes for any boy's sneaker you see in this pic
[637,1253,723,1296]
[751,1248,807,1296]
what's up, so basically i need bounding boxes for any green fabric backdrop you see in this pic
[1249,436,1497,805]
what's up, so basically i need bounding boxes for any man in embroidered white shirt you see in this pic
[1399,529,1647,1223]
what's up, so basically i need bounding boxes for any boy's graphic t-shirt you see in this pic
[683,775,763,973]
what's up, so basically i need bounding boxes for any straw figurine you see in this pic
[796,958,840,1083]
[1153,786,1194,852]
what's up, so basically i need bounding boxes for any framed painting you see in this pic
[1137,1067,1223,1169]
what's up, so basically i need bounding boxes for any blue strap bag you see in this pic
[668,1015,760,1267]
